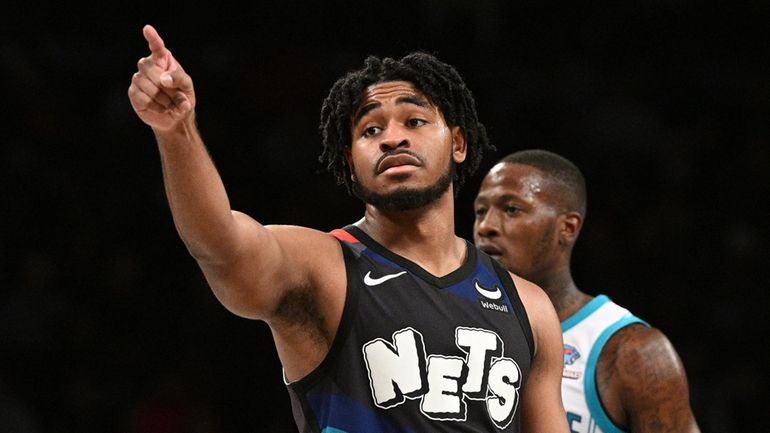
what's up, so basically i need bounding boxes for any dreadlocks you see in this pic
[318,52,493,195]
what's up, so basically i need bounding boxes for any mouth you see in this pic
[377,152,422,174]
[477,243,503,259]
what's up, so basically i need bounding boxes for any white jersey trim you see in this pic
[561,295,649,433]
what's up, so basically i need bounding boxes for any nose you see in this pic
[475,209,500,238]
[379,123,409,152]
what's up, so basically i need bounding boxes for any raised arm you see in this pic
[126,25,339,322]
[513,275,570,433]
[600,325,701,433]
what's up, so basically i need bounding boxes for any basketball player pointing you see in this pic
[129,25,568,432]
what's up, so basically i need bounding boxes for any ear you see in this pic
[450,126,467,163]
[558,211,583,247]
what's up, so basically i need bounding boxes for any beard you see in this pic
[516,222,557,285]
[352,159,455,211]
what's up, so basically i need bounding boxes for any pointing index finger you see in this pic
[142,24,167,57]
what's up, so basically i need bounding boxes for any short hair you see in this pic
[500,149,587,216]
[318,52,493,195]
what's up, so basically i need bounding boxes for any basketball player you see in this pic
[473,149,700,432]
[128,25,568,432]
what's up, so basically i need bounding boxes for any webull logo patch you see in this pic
[479,299,509,313]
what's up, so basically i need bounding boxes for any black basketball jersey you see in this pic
[286,225,534,433]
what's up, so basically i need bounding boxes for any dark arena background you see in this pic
[1,2,767,431]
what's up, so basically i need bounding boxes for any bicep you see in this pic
[198,215,337,320]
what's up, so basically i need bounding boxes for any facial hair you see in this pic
[518,221,557,285]
[352,158,455,211]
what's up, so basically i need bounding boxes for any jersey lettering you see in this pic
[567,411,582,433]
[487,358,521,429]
[456,327,503,399]
[421,355,468,420]
[363,326,520,425]
[362,327,428,408]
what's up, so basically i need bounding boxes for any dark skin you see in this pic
[474,161,700,433]
[128,25,569,432]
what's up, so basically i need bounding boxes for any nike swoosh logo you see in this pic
[364,271,407,286]
[475,281,502,300]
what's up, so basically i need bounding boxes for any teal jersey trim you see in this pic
[321,428,349,433]
[561,295,610,333]
[584,315,648,433]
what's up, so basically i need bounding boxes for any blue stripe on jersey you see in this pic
[306,392,414,433]
[444,261,514,311]
[584,315,648,433]
[561,295,610,333]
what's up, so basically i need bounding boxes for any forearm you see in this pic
[154,115,240,262]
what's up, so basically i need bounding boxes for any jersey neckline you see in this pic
[343,225,477,289]
[561,294,611,333]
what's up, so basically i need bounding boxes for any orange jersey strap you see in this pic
[329,228,359,244]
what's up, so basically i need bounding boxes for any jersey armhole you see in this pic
[491,259,535,359]
[585,315,647,433]
[285,238,360,394]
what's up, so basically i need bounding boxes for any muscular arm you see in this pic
[127,25,341,323]
[598,325,701,433]
[513,274,569,433]
[152,118,315,320]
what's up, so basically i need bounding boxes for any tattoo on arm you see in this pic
[597,324,700,432]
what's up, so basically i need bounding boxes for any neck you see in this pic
[355,190,464,277]
[533,268,592,322]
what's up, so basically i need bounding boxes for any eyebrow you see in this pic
[474,193,521,205]
[353,95,431,124]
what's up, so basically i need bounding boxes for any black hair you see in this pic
[500,149,587,216]
[318,52,493,195]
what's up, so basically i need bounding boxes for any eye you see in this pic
[363,126,382,138]
[407,118,427,128]
[474,207,487,219]
[504,205,521,216]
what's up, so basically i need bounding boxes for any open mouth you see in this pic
[478,244,503,258]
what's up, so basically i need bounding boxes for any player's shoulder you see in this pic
[601,323,686,384]
[597,317,696,430]
[267,224,345,246]
[266,224,346,265]
[510,272,554,315]
[608,323,673,357]
[509,272,561,352]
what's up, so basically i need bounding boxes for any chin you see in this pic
[505,262,527,277]
[354,171,452,212]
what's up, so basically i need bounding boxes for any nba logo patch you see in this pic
[563,344,581,366]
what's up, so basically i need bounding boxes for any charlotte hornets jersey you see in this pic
[561,295,648,433]
[286,225,535,433]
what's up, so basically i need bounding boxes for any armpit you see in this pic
[272,285,330,346]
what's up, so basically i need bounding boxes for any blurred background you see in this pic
[1,1,767,431]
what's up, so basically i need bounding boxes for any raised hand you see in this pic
[128,25,195,131]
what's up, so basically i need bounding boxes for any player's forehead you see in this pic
[478,163,549,201]
[353,80,438,126]
[360,80,429,106]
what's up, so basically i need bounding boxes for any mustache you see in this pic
[374,149,424,173]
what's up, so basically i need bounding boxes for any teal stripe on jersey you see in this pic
[561,295,610,332]
[584,315,647,433]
